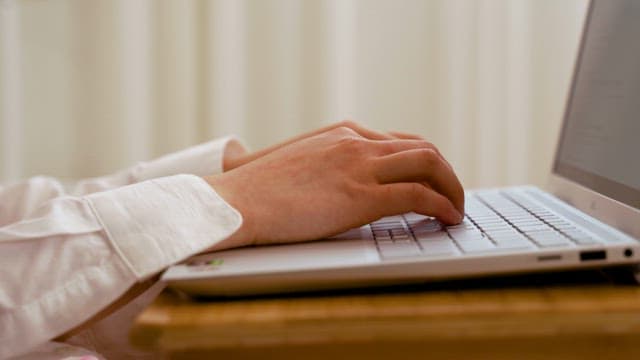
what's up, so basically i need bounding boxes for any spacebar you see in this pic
[378,242,421,258]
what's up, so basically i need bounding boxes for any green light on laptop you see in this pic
[208,259,224,266]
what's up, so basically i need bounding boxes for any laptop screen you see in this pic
[554,0,640,210]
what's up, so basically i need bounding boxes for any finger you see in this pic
[247,121,390,164]
[372,148,465,215]
[332,121,393,141]
[244,120,376,161]
[327,120,422,142]
[371,139,454,171]
[388,131,424,140]
[254,120,367,154]
[375,183,462,224]
[371,139,442,156]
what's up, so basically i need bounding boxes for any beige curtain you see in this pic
[0,0,587,188]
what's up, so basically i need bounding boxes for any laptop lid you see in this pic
[548,0,640,240]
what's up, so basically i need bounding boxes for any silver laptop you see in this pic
[163,0,640,296]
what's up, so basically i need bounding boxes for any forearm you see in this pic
[0,137,243,227]
[55,275,160,341]
[74,136,244,195]
[0,175,242,358]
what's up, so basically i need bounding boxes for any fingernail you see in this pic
[452,210,463,224]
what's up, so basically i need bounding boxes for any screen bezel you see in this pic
[552,0,640,211]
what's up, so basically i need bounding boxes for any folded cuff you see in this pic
[85,174,243,280]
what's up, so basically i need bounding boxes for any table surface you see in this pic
[131,267,640,359]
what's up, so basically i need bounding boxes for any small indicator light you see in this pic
[208,259,224,266]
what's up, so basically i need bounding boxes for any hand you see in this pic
[205,124,464,251]
[222,120,430,171]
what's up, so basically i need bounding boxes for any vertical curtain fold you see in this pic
[204,0,248,144]
[0,0,587,188]
[0,0,23,181]
[119,0,152,163]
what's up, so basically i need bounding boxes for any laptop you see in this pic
[163,0,640,296]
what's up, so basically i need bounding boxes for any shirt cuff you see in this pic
[85,174,243,280]
[132,137,245,182]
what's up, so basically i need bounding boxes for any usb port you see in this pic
[580,250,606,261]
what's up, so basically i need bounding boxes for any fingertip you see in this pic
[423,198,463,226]
[456,202,465,219]
[452,187,466,217]
[443,198,464,224]
[440,209,463,226]
[454,210,464,224]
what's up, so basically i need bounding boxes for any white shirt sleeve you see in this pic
[0,138,244,359]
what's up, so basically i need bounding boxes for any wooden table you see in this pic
[131,267,640,359]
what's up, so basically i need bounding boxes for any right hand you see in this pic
[205,124,464,251]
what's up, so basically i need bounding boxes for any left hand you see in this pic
[222,120,429,171]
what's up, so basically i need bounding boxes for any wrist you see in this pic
[203,174,257,251]
[222,139,250,172]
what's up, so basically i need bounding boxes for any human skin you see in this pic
[58,121,463,339]
[206,121,464,251]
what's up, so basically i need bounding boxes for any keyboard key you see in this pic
[416,232,451,242]
[403,212,429,221]
[392,233,411,241]
[495,239,535,250]
[419,240,459,257]
[479,223,512,231]
[371,224,400,232]
[378,242,421,258]
[458,238,495,253]
[373,229,391,239]
[538,215,559,222]
[519,224,553,233]
[489,232,527,243]
[391,228,408,236]
[448,229,484,242]
[376,191,616,260]
[410,219,442,233]
[527,231,559,241]
[553,223,576,230]
[530,233,572,248]
[446,223,476,231]
[484,228,520,236]
[473,215,502,222]
[510,219,542,225]
[376,237,393,244]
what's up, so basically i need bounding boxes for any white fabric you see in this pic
[0,138,243,359]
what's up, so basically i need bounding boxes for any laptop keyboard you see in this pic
[371,190,600,259]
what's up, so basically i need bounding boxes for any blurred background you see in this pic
[0,0,587,188]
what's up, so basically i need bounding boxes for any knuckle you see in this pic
[341,179,369,202]
[332,125,358,137]
[330,137,372,169]
[339,119,359,129]
[336,134,366,151]
[422,140,436,149]
[429,142,443,154]
[418,148,439,167]
[416,140,438,152]
[408,183,424,201]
